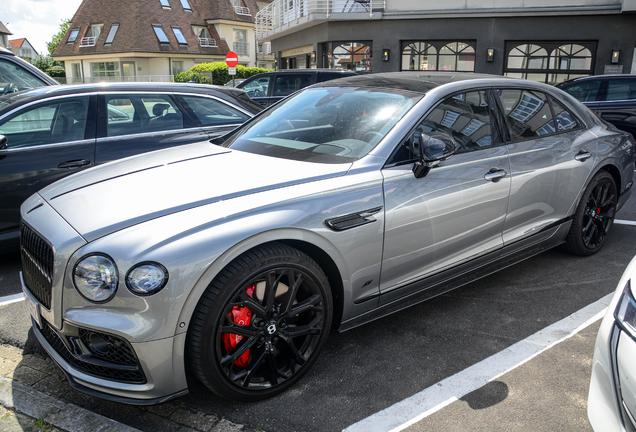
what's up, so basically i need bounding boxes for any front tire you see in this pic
[563,170,617,256]
[187,243,333,401]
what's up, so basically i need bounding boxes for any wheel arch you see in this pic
[176,229,349,338]
[598,163,622,195]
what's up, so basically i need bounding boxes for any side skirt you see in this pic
[338,223,570,332]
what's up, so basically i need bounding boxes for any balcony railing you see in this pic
[199,37,218,47]
[233,41,249,56]
[234,5,251,15]
[80,36,97,47]
[256,0,384,39]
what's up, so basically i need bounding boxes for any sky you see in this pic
[3,0,83,56]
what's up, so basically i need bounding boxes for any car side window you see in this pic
[0,58,48,93]
[497,89,556,141]
[388,90,495,164]
[606,79,636,102]
[274,74,312,97]
[0,96,90,149]
[179,95,250,127]
[105,94,183,137]
[549,96,580,132]
[560,80,600,102]
[241,77,271,98]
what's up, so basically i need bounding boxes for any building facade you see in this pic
[53,0,266,83]
[8,38,38,63]
[256,0,636,84]
[0,22,12,49]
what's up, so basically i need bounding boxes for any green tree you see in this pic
[47,18,71,56]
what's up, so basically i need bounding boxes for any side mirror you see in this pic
[0,134,7,150]
[413,132,456,178]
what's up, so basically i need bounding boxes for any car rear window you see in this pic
[606,79,636,101]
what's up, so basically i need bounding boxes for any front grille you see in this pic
[40,320,146,384]
[21,224,54,309]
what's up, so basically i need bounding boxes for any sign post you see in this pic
[226,51,238,86]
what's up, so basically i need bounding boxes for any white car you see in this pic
[589,256,636,431]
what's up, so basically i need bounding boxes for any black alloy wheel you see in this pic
[563,170,617,256]
[187,243,332,401]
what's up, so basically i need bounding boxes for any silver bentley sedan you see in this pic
[19,72,635,404]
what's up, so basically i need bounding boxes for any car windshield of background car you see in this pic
[222,86,421,163]
[0,59,49,94]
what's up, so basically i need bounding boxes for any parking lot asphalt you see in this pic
[1,193,636,432]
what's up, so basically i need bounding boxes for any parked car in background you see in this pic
[557,75,636,137]
[236,69,358,106]
[19,72,634,405]
[0,82,261,252]
[224,79,246,88]
[0,46,58,94]
[589,255,636,431]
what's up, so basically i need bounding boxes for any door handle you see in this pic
[484,168,507,182]
[58,159,91,169]
[574,150,592,162]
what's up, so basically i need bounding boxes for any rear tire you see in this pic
[186,243,332,401]
[563,171,617,256]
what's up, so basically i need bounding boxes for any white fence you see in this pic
[56,75,176,85]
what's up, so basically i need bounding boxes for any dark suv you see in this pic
[0,47,58,94]
[236,69,358,106]
[557,75,636,136]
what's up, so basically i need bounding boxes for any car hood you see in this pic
[38,142,351,242]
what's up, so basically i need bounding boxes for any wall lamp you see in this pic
[611,49,620,64]
[311,51,316,63]
[487,48,495,62]
[382,49,390,62]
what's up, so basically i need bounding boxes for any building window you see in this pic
[231,0,251,15]
[179,0,191,11]
[152,25,170,44]
[505,42,595,84]
[401,41,475,72]
[193,26,216,47]
[160,0,171,6]
[233,29,248,56]
[328,42,372,71]
[81,24,103,47]
[67,28,80,44]
[91,61,120,78]
[104,24,119,46]
[172,61,184,75]
[172,26,188,45]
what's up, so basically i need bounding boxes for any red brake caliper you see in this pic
[221,284,255,368]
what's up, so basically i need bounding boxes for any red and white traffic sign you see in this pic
[225,51,238,68]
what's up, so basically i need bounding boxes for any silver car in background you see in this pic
[19,72,635,404]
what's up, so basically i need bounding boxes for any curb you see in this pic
[0,343,250,432]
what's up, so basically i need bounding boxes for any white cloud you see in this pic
[3,0,82,55]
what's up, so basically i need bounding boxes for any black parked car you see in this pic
[236,69,358,106]
[0,82,262,252]
[0,47,58,94]
[557,74,636,137]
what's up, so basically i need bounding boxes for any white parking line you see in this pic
[343,293,613,432]
[615,219,636,226]
[0,293,24,307]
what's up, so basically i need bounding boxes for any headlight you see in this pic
[125,262,169,296]
[73,255,119,303]
[615,281,636,341]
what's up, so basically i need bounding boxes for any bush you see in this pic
[174,71,211,84]
[189,62,273,86]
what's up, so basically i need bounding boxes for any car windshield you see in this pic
[222,86,421,163]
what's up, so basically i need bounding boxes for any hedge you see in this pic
[175,62,273,86]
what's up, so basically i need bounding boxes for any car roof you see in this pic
[0,82,255,112]
[558,74,636,86]
[0,47,15,56]
[312,71,512,94]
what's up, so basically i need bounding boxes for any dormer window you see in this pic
[172,26,188,45]
[160,0,171,7]
[193,26,217,47]
[80,24,103,47]
[152,25,170,44]
[231,0,250,15]
[104,24,119,46]
[179,0,192,11]
[67,28,80,43]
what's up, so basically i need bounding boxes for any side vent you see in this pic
[324,207,383,232]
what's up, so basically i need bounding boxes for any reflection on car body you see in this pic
[18,72,635,405]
